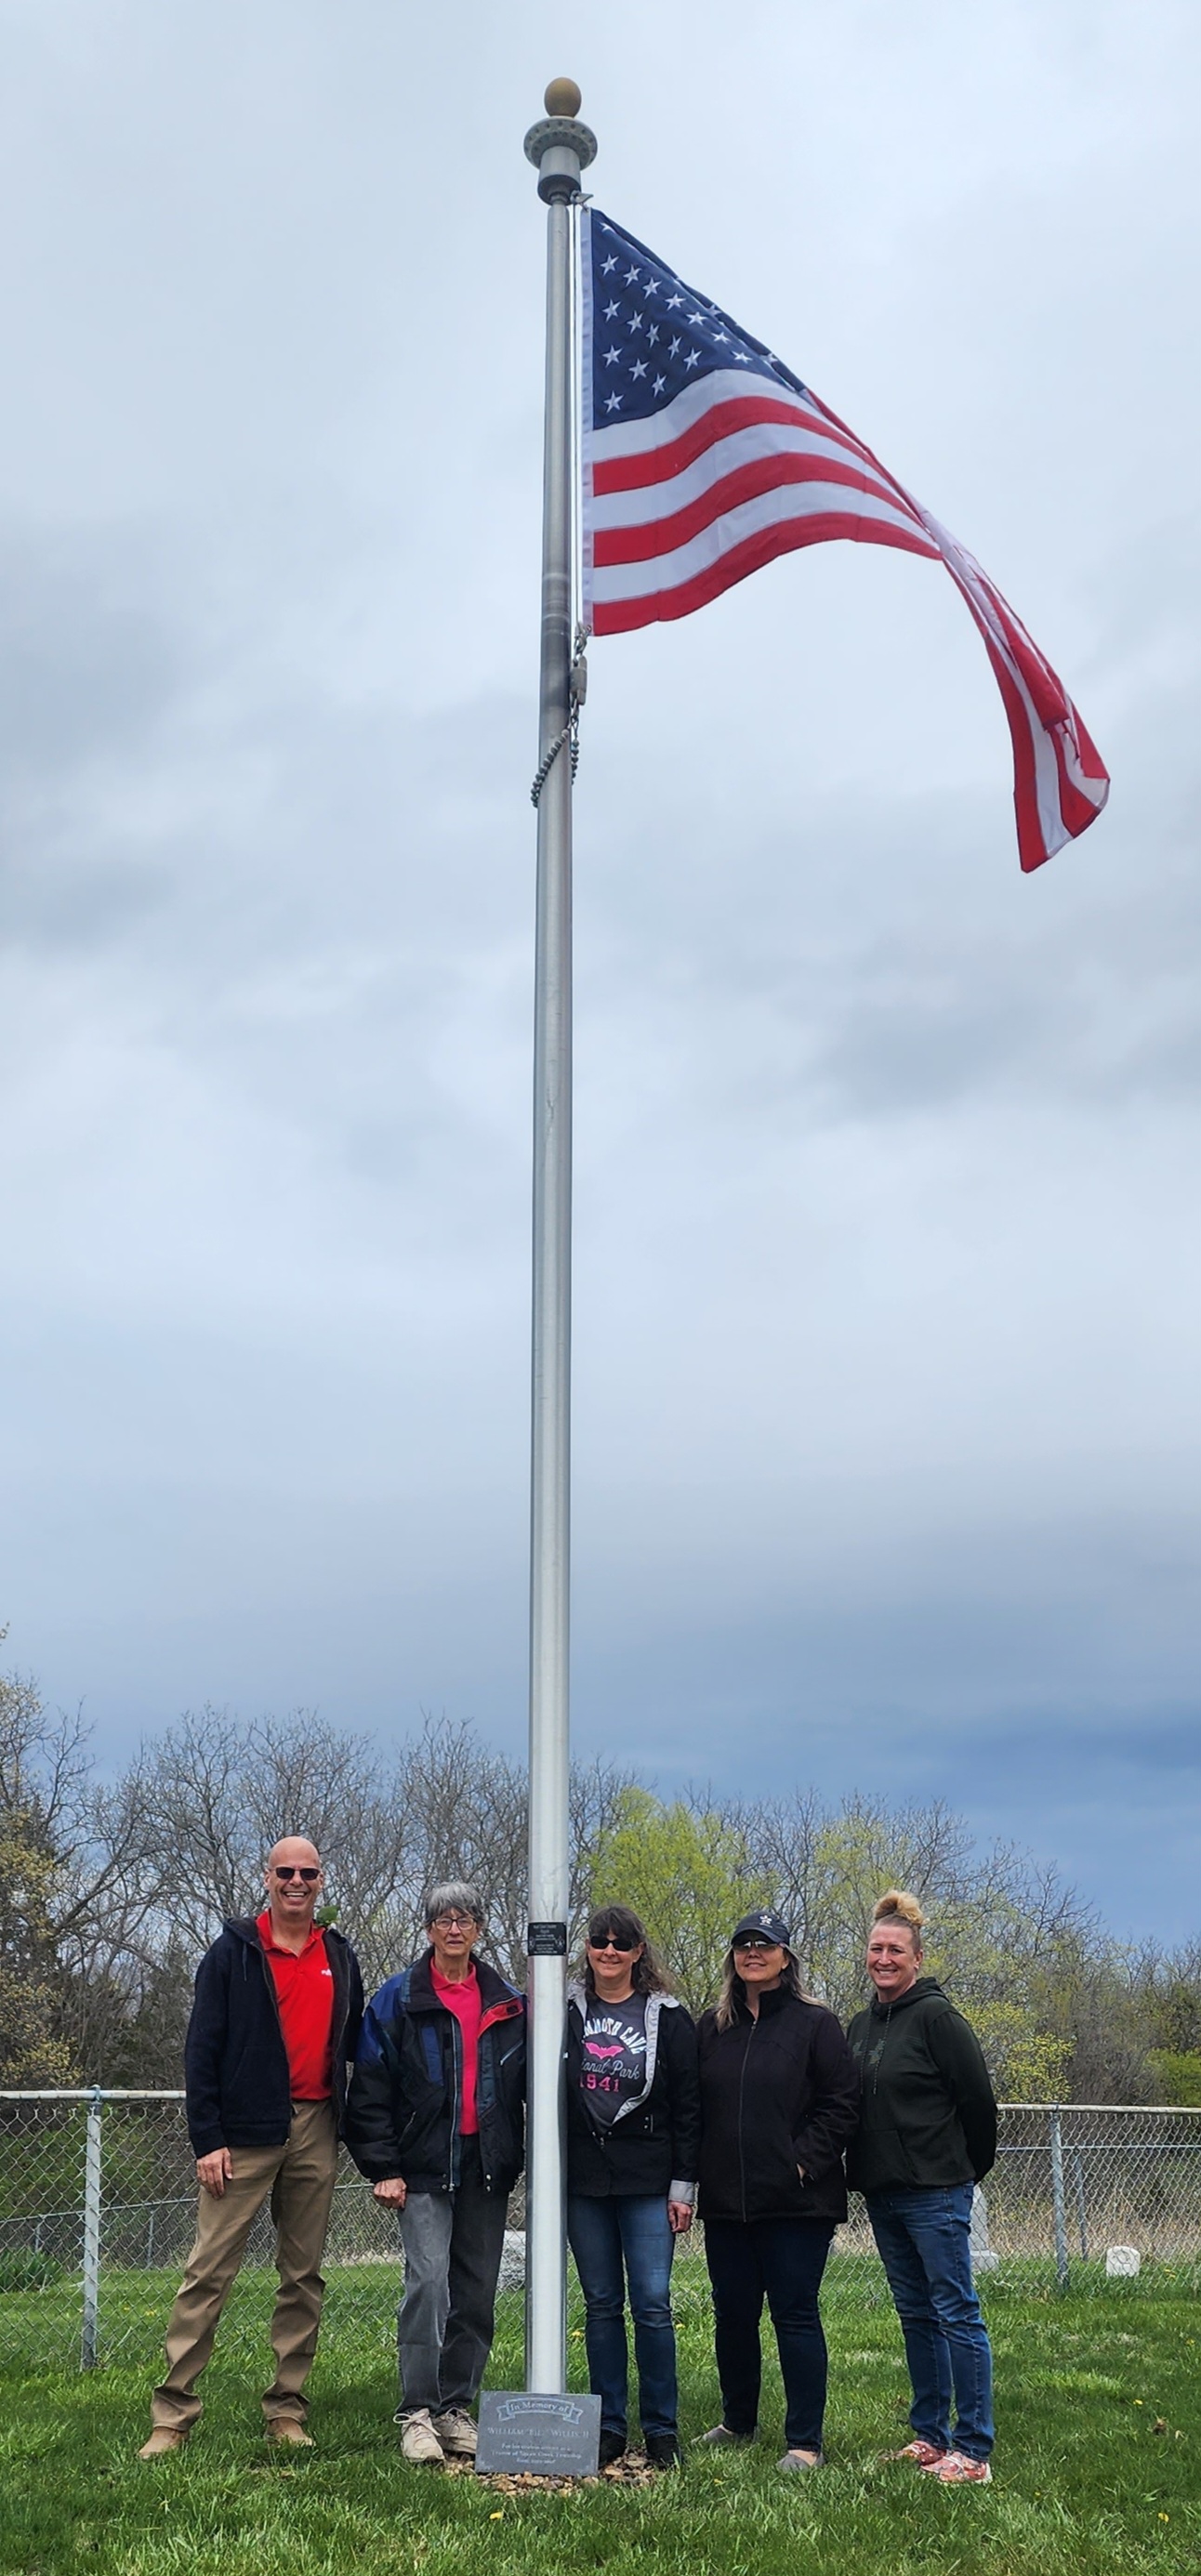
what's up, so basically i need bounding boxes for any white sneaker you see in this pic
[432,2408,478,2457]
[399,2409,446,2466]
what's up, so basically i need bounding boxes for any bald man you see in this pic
[139,1836,363,2456]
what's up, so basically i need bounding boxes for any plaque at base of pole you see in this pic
[475,2390,601,2477]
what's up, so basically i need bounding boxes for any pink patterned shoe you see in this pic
[887,2439,947,2467]
[927,2448,992,2484]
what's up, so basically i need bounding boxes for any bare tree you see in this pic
[1,1665,159,2081]
[1,1649,1164,2098]
[114,1707,418,1985]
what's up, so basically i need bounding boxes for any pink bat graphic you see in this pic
[585,2042,626,2059]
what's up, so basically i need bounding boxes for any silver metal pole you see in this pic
[521,77,596,2397]
[81,2088,102,2370]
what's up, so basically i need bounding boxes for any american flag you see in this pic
[582,210,1109,874]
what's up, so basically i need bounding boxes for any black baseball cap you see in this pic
[731,1907,792,1949]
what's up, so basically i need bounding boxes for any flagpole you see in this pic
[521,78,596,2396]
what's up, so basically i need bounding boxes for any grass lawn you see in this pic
[0,2258,1196,2576]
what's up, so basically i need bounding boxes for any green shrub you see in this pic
[1147,2049,1201,2106]
[0,2248,65,2293]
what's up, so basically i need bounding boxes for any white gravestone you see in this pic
[970,2185,999,2273]
[498,2228,526,2291]
[1105,2244,1141,2277]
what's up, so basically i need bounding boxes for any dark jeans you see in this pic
[567,2193,678,2441]
[704,2215,837,2454]
[866,2182,994,2461]
[394,2136,508,2415]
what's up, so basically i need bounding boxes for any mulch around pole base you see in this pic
[445,2452,660,2492]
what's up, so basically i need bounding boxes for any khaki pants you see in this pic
[151,2100,338,2431]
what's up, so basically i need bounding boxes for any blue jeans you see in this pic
[704,2216,837,2454]
[567,2194,678,2441]
[866,2183,994,2461]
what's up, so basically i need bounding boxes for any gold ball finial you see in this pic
[544,77,582,118]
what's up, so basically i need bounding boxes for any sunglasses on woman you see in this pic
[589,1936,636,1952]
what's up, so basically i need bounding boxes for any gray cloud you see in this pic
[0,0,1197,1943]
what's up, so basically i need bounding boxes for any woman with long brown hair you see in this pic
[566,1904,700,2469]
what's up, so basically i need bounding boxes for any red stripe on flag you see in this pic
[591,395,881,496]
[591,513,939,632]
[593,451,938,567]
[977,631,1053,874]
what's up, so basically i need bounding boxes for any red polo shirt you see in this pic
[257,1912,335,2100]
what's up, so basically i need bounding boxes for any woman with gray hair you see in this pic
[346,1881,526,2465]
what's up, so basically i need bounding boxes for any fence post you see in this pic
[80,2089,103,2370]
[1072,2146,1089,2261]
[1049,2105,1069,2291]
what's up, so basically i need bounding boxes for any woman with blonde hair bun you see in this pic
[846,1891,997,2487]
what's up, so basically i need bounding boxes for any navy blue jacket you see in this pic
[346,1951,526,2196]
[183,1914,364,2159]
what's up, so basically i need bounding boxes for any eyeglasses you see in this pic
[589,1937,636,1953]
[733,1935,774,1951]
[431,1912,478,1929]
[273,1866,320,1884]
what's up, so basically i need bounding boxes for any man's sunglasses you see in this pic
[589,1936,636,1952]
[272,1865,320,1883]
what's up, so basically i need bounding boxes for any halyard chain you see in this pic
[530,630,587,807]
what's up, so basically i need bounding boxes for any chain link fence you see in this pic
[1,2092,1197,2374]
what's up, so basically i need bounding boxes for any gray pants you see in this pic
[395,2136,508,2415]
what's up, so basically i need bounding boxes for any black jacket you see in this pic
[565,1986,701,2200]
[845,1976,997,2194]
[696,1987,861,2224]
[346,1951,526,2196]
[184,1915,364,2159]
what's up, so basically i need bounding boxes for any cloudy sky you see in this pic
[1,1,1197,1944]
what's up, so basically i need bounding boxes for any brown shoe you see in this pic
[264,2419,314,2447]
[138,2428,189,2459]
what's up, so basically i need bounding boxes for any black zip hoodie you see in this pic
[696,1986,860,2224]
[845,1975,996,2194]
[184,1915,364,2159]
